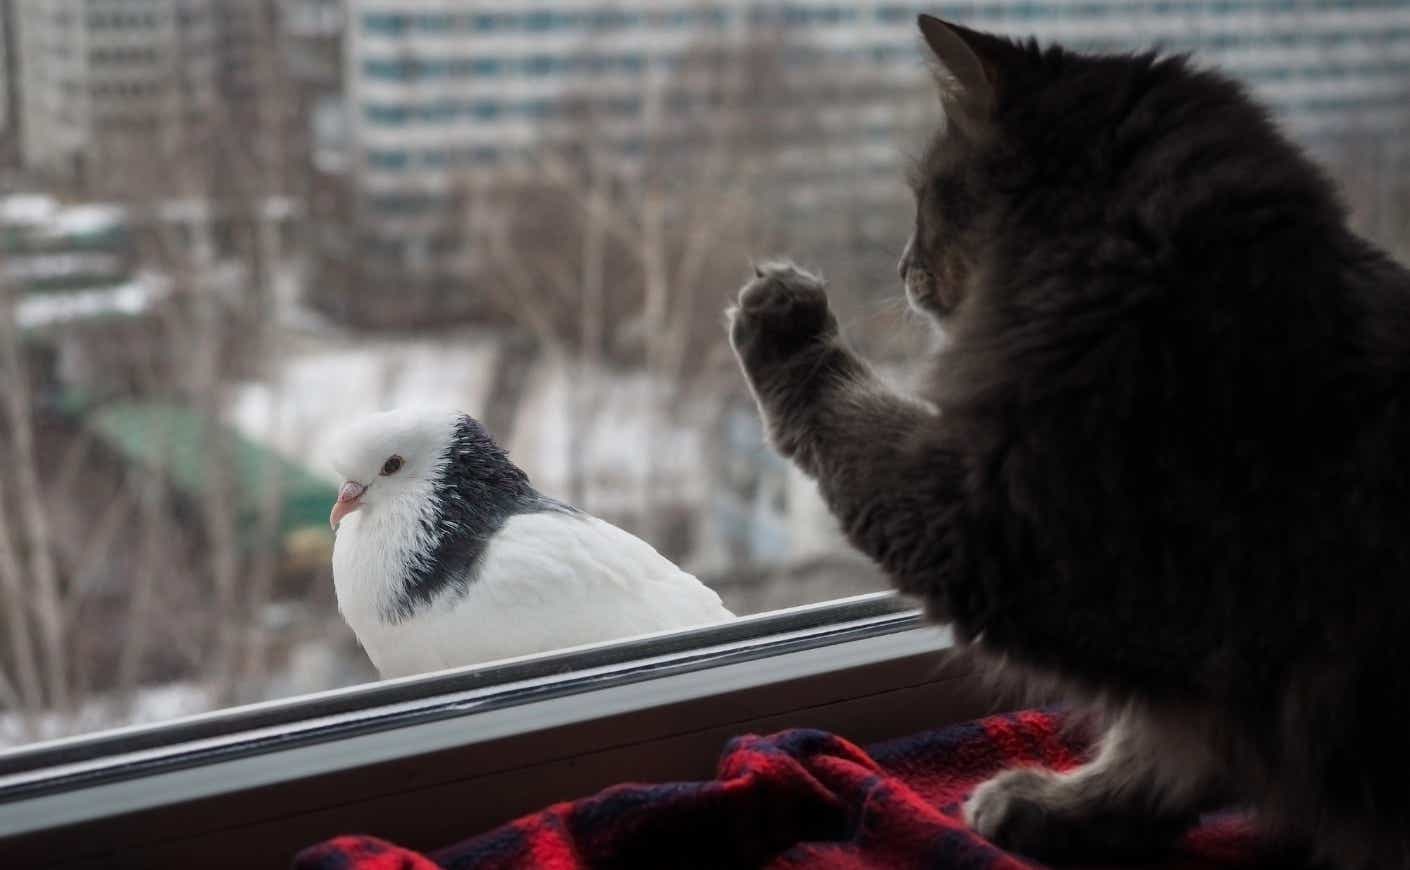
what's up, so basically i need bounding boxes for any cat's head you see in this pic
[899,16,1333,325]
[899,16,1029,322]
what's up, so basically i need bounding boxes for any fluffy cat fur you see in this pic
[728,15,1410,869]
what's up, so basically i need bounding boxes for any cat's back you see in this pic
[923,50,1410,696]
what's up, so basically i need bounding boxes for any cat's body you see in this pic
[729,15,1410,869]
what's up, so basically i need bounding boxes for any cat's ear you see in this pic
[917,15,1005,125]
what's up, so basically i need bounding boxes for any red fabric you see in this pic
[294,711,1302,869]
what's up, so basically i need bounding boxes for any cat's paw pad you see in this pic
[727,261,836,365]
[965,767,1062,857]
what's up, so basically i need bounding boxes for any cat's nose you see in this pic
[898,235,915,280]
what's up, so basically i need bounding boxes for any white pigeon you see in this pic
[326,408,735,678]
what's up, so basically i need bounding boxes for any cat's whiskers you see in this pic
[830,295,918,350]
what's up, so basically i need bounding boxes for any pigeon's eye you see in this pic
[380,455,404,476]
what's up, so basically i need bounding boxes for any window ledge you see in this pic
[0,593,987,867]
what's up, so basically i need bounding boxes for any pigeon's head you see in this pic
[324,406,473,530]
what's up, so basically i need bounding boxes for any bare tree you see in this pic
[459,25,923,548]
[0,0,327,740]
[0,278,84,730]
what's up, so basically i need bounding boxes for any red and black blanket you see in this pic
[294,711,1301,869]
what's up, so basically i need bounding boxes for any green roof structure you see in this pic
[82,400,337,549]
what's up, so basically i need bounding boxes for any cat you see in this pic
[727,14,1410,869]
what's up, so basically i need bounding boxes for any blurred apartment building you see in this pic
[13,0,218,194]
[0,1,20,169]
[313,1,932,325]
[7,0,314,269]
[321,0,1410,324]
[7,1,1404,323]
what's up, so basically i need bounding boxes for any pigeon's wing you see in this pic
[413,511,733,667]
[570,513,736,625]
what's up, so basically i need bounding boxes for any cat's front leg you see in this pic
[727,262,959,604]
[728,261,929,471]
[966,708,1227,861]
[726,261,864,472]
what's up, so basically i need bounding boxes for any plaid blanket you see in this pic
[294,711,1301,869]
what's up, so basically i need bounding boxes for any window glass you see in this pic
[0,0,1406,751]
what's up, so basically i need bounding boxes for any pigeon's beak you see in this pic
[330,481,367,530]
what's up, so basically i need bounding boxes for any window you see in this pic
[2,3,1408,862]
[362,8,656,37]
[363,102,408,125]
[362,94,674,127]
[361,53,663,82]
[366,190,441,214]
[365,148,409,170]
[0,595,972,863]
[361,12,407,36]
[523,54,558,75]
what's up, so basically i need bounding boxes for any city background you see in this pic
[0,0,1406,746]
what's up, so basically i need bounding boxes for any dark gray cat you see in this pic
[729,14,1410,869]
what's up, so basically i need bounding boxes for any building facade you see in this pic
[14,0,218,193]
[327,0,1410,324]
[344,0,1410,171]
[0,0,20,169]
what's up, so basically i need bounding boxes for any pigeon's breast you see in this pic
[332,507,438,630]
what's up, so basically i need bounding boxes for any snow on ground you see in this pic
[46,203,126,237]
[0,193,127,237]
[15,273,169,330]
[0,630,374,751]
[0,683,213,749]
[0,193,59,225]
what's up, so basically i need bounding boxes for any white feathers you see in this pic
[326,407,460,488]
[327,409,735,680]
[331,487,441,642]
[341,511,734,679]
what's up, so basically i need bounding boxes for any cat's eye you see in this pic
[380,455,404,476]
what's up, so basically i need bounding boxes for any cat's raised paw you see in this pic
[727,261,836,370]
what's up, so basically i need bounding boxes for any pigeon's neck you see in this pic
[379,457,572,624]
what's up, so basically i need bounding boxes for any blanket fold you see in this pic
[294,711,1293,869]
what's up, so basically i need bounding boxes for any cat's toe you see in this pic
[965,767,1060,857]
[966,767,1193,861]
[737,260,827,313]
[728,260,835,364]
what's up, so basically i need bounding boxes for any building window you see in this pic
[365,149,410,171]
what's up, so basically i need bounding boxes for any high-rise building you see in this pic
[280,0,345,179]
[11,0,310,307]
[14,0,218,194]
[322,1,920,325]
[325,0,1410,324]
[0,0,20,169]
[280,0,347,270]
[342,1,1410,191]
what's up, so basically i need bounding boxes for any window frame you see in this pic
[0,593,986,867]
